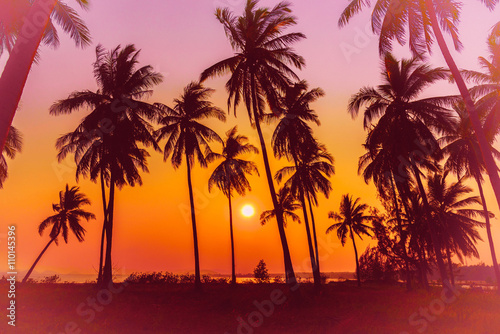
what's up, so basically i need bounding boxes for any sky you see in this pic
[1,0,500,279]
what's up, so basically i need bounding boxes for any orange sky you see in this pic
[1,0,500,279]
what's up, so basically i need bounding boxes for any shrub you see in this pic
[253,259,270,283]
[41,274,61,284]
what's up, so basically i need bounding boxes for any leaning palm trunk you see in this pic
[186,156,202,291]
[22,238,56,283]
[0,0,57,152]
[475,176,500,293]
[307,196,321,274]
[299,193,321,289]
[250,76,296,285]
[410,161,451,289]
[102,173,116,287]
[424,0,500,222]
[349,226,361,287]
[97,170,108,285]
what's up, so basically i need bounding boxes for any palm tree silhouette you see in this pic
[200,0,305,284]
[0,0,91,154]
[338,0,500,241]
[0,126,22,189]
[261,186,302,227]
[441,102,500,290]
[22,184,95,283]
[156,82,226,291]
[269,80,328,288]
[207,126,259,285]
[327,194,373,287]
[275,144,334,289]
[349,52,456,288]
[427,171,487,286]
[51,44,162,286]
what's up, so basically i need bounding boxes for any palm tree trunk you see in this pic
[250,74,296,285]
[97,170,108,285]
[475,176,500,293]
[186,156,202,291]
[410,161,451,289]
[0,0,57,152]
[425,0,500,220]
[349,226,361,287]
[390,175,412,291]
[299,193,321,289]
[228,193,236,285]
[22,238,56,283]
[306,195,321,275]
[445,247,455,287]
[102,173,115,287]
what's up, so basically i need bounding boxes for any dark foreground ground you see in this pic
[1,281,499,333]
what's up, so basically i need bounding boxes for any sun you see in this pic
[241,204,255,218]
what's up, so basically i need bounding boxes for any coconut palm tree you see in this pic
[327,194,373,287]
[260,186,302,227]
[427,171,487,285]
[51,44,162,286]
[349,52,456,287]
[156,81,226,291]
[275,144,334,289]
[0,126,22,189]
[338,0,500,242]
[0,0,91,153]
[441,102,500,290]
[22,184,95,283]
[200,0,306,284]
[207,126,259,285]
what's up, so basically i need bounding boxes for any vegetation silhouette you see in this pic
[22,184,95,283]
[201,0,306,285]
[155,81,226,291]
[207,126,259,285]
[0,126,22,189]
[327,194,373,287]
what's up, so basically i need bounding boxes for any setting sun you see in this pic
[241,204,255,218]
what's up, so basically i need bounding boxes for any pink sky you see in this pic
[1,0,500,278]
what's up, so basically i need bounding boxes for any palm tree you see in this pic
[156,82,226,290]
[207,126,259,285]
[22,184,95,283]
[200,0,306,284]
[338,0,500,240]
[327,194,373,287]
[348,52,456,288]
[275,144,334,289]
[0,0,91,153]
[441,102,500,290]
[260,186,302,227]
[427,171,487,286]
[0,126,22,189]
[51,44,162,286]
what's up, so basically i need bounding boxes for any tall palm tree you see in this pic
[260,186,302,227]
[427,171,487,285]
[327,194,373,287]
[51,44,162,286]
[0,126,22,189]
[0,0,91,153]
[441,102,500,290]
[338,0,500,240]
[22,184,95,283]
[156,82,226,291]
[275,144,334,289]
[207,126,259,285]
[348,52,456,288]
[200,0,306,284]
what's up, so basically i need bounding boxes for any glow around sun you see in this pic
[241,204,255,218]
